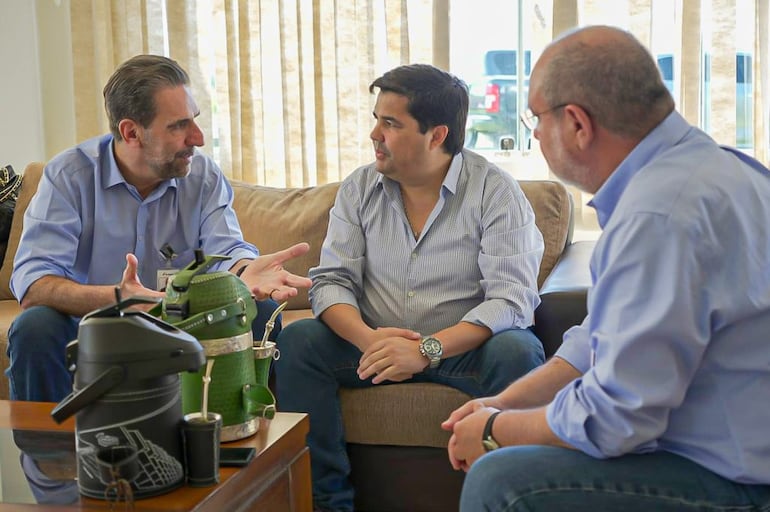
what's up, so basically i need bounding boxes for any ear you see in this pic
[562,105,594,150]
[428,125,449,150]
[118,119,142,146]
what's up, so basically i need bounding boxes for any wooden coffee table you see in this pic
[0,400,312,511]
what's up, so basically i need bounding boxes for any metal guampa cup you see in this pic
[181,332,265,441]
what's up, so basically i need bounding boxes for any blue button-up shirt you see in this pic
[310,150,543,336]
[11,134,258,300]
[547,111,770,484]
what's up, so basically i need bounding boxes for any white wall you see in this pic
[0,1,44,172]
[0,0,74,173]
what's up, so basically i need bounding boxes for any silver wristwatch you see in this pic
[419,336,443,369]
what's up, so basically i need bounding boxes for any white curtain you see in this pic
[67,0,768,189]
[69,0,433,186]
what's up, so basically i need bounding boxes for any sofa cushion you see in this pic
[519,180,573,289]
[340,383,471,448]
[231,179,572,310]
[231,180,340,311]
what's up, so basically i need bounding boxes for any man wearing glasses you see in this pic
[444,25,770,511]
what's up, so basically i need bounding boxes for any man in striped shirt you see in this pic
[276,63,545,512]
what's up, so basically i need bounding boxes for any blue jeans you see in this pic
[6,300,282,402]
[461,446,770,511]
[274,318,545,512]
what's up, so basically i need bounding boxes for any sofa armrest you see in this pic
[533,240,594,358]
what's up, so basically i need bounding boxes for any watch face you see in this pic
[482,438,500,452]
[422,337,442,357]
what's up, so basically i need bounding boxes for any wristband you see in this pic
[481,410,502,452]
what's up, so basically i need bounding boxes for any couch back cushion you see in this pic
[231,180,341,311]
[0,168,572,307]
[520,180,573,288]
[0,162,44,301]
[232,178,573,311]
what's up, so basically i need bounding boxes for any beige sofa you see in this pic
[0,161,591,511]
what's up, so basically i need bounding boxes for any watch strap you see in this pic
[481,410,502,452]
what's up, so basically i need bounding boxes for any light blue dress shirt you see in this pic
[547,111,770,484]
[309,150,544,336]
[11,134,258,300]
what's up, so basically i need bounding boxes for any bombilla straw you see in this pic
[201,359,215,419]
[258,301,288,348]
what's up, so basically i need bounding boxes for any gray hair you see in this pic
[103,55,190,140]
[541,26,674,138]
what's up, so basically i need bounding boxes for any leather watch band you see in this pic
[481,410,502,452]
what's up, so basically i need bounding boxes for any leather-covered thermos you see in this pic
[162,251,276,442]
[51,296,205,500]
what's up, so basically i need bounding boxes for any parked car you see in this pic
[465,50,531,150]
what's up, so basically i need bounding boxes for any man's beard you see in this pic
[151,150,193,180]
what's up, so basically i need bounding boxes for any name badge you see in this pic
[157,269,178,291]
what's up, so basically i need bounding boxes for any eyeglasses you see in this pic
[520,103,569,131]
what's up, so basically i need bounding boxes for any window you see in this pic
[445,0,766,241]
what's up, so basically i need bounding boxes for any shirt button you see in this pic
[407,291,415,298]
[411,252,417,259]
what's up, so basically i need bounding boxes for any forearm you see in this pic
[493,407,574,449]
[497,356,581,409]
[20,275,122,317]
[319,304,375,351]
[433,321,492,358]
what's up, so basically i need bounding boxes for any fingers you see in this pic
[265,284,299,302]
[282,272,313,289]
[357,351,411,383]
[447,435,461,470]
[123,253,139,280]
[441,401,476,430]
[267,242,310,265]
[375,327,421,340]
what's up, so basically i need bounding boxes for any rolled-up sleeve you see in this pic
[547,214,710,458]
[309,180,365,316]
[11,162,86,301]
[462,173,543,331]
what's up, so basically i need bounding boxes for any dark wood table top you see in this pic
[0,400,310,511]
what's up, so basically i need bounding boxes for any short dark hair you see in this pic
[103,55,190,140]
[369,64,469,155]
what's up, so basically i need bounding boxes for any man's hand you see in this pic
[238,242,313,301]
[357,328,422,383]
[441,396,505,433]
[120,254,164,310]
[447,403,499,472]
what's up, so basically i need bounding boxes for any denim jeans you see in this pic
[461,445,770,511]
[274,318,545,512]
[6,300,282,402]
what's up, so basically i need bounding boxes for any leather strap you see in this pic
[481,410,502,452]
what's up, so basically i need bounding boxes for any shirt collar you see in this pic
[377,151,463,196]
[104,137,178,196]
[589,111,691,228]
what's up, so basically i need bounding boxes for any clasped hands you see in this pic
[442,398,503,472]
[356,327,426,384]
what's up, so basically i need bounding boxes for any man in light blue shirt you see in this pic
[275,64,546,512]
[443,25,770,511]
[7,55,311,403]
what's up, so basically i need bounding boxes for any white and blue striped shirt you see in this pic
[309,150,544,336]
